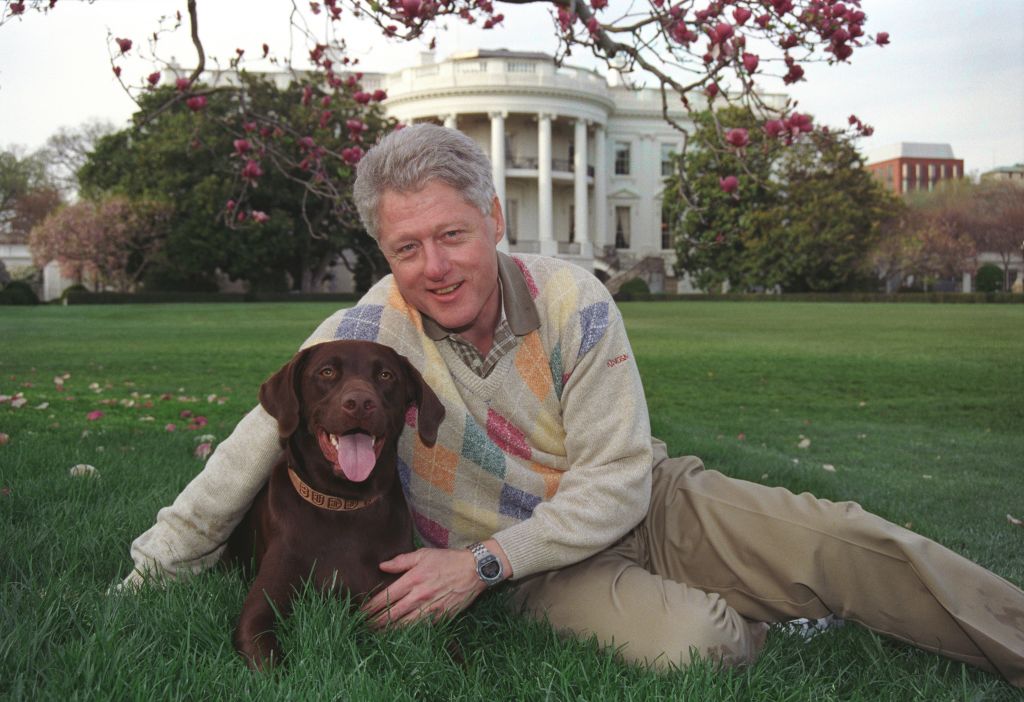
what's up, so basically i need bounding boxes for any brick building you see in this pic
[865,143,964,195]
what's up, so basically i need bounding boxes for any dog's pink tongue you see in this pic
[336,433,376,482]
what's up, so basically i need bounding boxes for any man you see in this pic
[124,124,1024,685]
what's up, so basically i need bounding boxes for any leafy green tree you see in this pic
[79,74,393,292]
[666,106,900,292]
[0,147,60,243]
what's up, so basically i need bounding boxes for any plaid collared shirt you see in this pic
[445,318,518,378]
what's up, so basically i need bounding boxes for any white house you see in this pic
[359,49,784,292]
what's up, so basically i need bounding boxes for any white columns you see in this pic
[593,123,607,251]
[489,111,509,254]
[443,113,457,129]
[573,119,592,258]
[537,112,556,256]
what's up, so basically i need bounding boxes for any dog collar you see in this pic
[287,466,382,511]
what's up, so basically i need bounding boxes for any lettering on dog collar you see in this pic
[287,466,382,511]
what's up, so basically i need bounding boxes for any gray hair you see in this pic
[353,123,496,240]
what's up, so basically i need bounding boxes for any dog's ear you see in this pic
[399,357,445,446]
[258,349,310,437]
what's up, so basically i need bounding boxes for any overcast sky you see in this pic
[1,0,1021,176]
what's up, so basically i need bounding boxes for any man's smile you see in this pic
[431,282,463,296]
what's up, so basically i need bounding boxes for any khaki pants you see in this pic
[511,450,1024,686]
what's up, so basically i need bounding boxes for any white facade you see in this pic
[359,50,786,287]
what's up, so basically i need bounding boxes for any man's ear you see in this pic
[400,356,446,446]
[258,348,310,438]
[491,194,505,246]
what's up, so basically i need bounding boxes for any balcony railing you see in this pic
[507,155,595,176]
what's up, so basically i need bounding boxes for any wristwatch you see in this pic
[468,542,504,587]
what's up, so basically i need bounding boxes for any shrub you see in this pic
[975,264,1004,293]
[61,284,89,301]
[0,280,40,305]
[619,277,651,296]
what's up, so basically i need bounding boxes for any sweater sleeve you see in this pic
[493,287,653,579]
[121,307,354,588]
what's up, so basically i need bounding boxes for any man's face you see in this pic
[376,180,504,352]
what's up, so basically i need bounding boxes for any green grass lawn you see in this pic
[2,301,1022,700]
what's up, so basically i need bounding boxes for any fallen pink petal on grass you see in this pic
[165,423,177,432]
[86,410,104,421]
[0,432,9,446]
[193,442,213,460]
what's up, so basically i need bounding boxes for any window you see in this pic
[506,199,518,245]
[614,206,631,249]
[660,143,677,177]
[660,202,672,250]
[614,142,631,175]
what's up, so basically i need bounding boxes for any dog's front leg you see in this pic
[234,561,297,670]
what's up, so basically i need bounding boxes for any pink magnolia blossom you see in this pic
[112,66,122,78]
[372,89,388,102]
[240,160,264,181]
[401,0,421,17]
[876,32,890,46]
[725,128,749,148]
[732,7,751,24]
[591,0,607,9]
[233,139,251,155]
[146,71,161,87]
[86,410,104,421]
[763,119,785,138]
[186,95,207,112]
[719,175,739,194]
[9,2,25,15]
[741,52,759,73]
[115,37,133,54]
[704,83,719,99]
[755,13,771,28]
[353,91,372,105]
[175,77,190,91]
[342,146,364,165]
[251,211,270,224]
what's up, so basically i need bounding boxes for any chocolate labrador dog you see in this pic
[224,340,445,670]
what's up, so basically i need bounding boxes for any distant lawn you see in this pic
[1,301,1022,700]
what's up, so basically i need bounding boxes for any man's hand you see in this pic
[361,539,511,628]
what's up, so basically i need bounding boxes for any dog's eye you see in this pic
[319,367,335,378]
[378,370,394,381]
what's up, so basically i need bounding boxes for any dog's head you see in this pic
[259,340,445,483]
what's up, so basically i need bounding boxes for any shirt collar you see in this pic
[421,252,541,341]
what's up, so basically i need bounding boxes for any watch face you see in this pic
[480,559,501,580]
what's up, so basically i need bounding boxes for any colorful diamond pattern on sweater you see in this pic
[461,414,506,479]
[412,509,449,548]
[334,304,384,341]
[528,461,563,499]
[515,331,553,402]
[486,408,532,461]
[549,343,564,399]
[578,301,609,360]
[499,483,541,521]
[413,436,459,494]
[512,256,540,298]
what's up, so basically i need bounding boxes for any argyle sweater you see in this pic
[300,253,654,578]
[127,254,653,584]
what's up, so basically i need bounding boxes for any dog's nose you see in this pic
[341,390,376,418]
